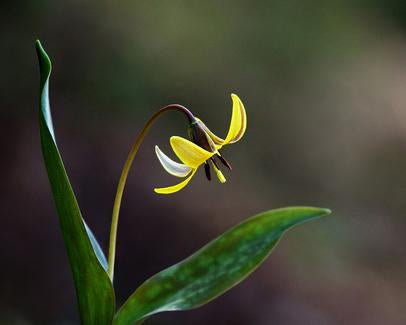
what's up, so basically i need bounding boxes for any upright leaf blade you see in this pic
[113,206,330,325]
[36,40,115,324]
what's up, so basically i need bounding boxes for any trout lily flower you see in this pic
[154,93,247,194]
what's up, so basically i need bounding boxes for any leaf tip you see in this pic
[320,208,332,216]
[302,206,332,221]
[275,206,332,229]
[35,39,52,74]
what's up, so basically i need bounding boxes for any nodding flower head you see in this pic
[154,93,247,194]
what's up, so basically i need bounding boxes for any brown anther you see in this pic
[210,156,220,169]
[204,161,211,181]
[217,154,232,171]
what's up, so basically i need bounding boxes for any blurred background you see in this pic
[2,0,406,324]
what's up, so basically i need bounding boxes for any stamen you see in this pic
[210,160,226,183]
[217,153,232,170]
[204,161,211,181]
[210,156,219,169]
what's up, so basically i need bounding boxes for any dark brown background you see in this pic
[2,1,406,324]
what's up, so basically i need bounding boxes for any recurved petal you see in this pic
[154,169,197,194]
[170,136,215,169]
[196,118,225,146]
[155,145,192,178]
[224,93,247,145]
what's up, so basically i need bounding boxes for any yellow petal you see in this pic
[154,169,197,194]
[224,93,247,145]
[196,118,225,146]
[170,136,214,169]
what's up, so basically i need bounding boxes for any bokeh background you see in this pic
[2,1,406,324]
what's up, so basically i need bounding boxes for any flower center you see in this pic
[187,120,216,153]
[187,120,232,183]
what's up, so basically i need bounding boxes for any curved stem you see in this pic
[107,104,194,281]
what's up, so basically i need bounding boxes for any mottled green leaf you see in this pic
[36,40,115,324]
[114,206,330,325]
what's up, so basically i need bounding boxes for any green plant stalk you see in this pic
[108,105,194,280]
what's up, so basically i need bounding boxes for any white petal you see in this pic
[155,145,192,177]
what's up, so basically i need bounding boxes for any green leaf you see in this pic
[36,40,115,324]
[113,206,330,325]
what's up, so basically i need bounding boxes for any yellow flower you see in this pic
[154,93,247,194]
